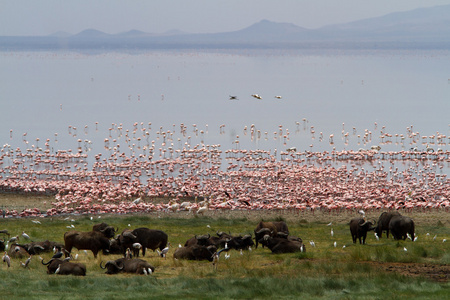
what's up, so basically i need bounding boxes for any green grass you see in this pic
[0,214,449,299]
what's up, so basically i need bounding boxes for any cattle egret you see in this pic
[55,265,61,274]
[22,255,32,268]
[433,235,437,241]
[2,252,10,268]
[406,233,412,240]
[133,243,142,250]
[147,268,153,275]
[309,241,316,247]
[248,246,252,252]
[143,268,148,275]
[331,229,334,237]
[375,233,380,241]
[403,247,407,252]
[342,245,346,249]
[334,241,337,248]
[444,239,447,243]
[90,217,93,221]
[157,243,170,258]
[22,231,32,241]
[358,210,365,217]
[225,253,230,259]
[240,249,243,255]
[9,236,19,243]
[327,222,332,226]
[207,225,211,228]
[413,236,418,242]
[32,220,41,224]
[300,245,304,252]
[178,244,182,248]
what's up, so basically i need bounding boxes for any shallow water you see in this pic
[0,49,449,174]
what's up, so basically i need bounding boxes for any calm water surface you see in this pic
[1,49,449,173]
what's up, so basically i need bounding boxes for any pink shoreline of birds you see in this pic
[1,121,449,218]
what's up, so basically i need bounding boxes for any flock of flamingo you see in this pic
[0,120,449,218]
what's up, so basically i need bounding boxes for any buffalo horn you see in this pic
[41,258,53,265]
[99,261,106,269]
[123,231,137,239]
[256,228,271,235]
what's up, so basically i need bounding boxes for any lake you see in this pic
[0,49,449,175]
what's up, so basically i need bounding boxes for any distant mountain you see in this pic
[2,5,450,50]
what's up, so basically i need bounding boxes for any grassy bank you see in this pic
[0,213,449,299]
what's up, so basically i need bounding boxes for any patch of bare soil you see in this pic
[367,261,449,282]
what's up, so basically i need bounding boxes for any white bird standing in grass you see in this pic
[22,231,32,241]
[331,228,334,237]
[157,243,170,258]
[309,241,316,247]
[2,252,11,268]
[403,247,408,252]
[21,255,32,268]
[333,241,337,248]
[375,232,380,241]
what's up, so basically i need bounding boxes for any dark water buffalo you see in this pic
[100,258,155,275]
[8,244,29,259]
[92,222,118,239]
[16,240,64,255]
[254,221,289,248]
[64,230,110,258]
[350,218,376,244]
[173,245,217,261]
[374,212,402,238]
[119,228,168,257]
[226,234,254,250]
[42,258,86,276]
[389,216,415,241]
[184,234,214,248]
[258,235,305,254]
[0,239,5,252]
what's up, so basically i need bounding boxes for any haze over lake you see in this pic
[1,49,449,174]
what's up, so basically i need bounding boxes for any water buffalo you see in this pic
[119,228,168,257]
[173,245,217,261]
[350,218,376,244]
[8,244,29,259]
[0,239,4,252]
[92,222,118,239]
[374,212,402,238]
[64,230,110,258]
[254,221,290,248]
[100,258,155,275]
[16,240,64,255]
[258,235,305,254]
[389,216,415,241]
[42,258,86,276]
[226,234,254,250]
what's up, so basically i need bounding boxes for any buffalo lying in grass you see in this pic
[42,258,86,276]
[100,257,155,275]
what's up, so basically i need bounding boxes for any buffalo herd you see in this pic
[0,212,416,276]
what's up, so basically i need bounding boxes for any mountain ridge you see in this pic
[2,5,450,50]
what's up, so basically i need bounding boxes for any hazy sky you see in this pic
[1,0,449,36]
